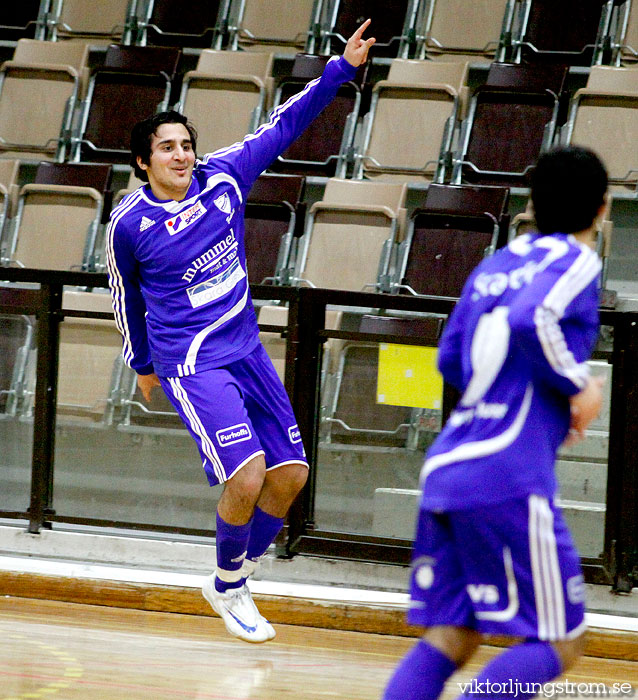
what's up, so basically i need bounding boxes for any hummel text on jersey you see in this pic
[182,230,238,282]
[216,423,252,447]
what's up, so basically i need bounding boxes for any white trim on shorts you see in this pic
[167,376,225,483]
[226,449,266,482]
[269,459,309,471]
[529,494,568,640]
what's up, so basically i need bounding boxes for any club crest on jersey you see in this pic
[216,423,252,447]
[214,192,232,214]
[165,201,207,236]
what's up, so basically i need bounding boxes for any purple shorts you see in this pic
[408,494,586,641]
[159,343,307,486]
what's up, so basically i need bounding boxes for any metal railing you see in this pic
[0,267,637,591]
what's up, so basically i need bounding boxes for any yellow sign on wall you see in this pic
[377,344,443,409]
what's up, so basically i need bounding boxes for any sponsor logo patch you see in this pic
[467,583,500,604]
[216,423,252,447]
[165,200,207,236]
[288,425,302,444]
[140,216,155,232]
[186,258,246,309]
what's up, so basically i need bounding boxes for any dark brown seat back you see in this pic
[142,0,223,48]
[520,0,608,65]
[244,174,305,284]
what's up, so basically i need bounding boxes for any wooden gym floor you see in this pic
[1,596,637,700]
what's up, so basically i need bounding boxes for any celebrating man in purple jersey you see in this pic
[106,20,375,643]
[383,146,608,699]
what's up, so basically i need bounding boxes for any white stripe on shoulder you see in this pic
[544,246,601,317]
[533,245,600,389]
[110,186,145,218]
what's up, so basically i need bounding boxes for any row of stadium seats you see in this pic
[5,0,638,66]
[4,40,638,193]
[0,161,517,296]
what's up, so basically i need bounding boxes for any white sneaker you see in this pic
[202,576,275,643]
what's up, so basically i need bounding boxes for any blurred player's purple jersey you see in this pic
[421,233,601,511]
[106,56,356,378]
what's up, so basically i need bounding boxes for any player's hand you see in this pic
[137,371,161,402]
[564,375,605,446]
[343,18,376,67]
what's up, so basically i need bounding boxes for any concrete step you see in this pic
[372,488,605,558]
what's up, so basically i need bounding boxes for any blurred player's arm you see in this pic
[437,295,473,391]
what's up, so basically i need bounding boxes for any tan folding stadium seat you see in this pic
[294,179,407,292]
[47,0,136,43]
[6,183,104,270]
[229,0,316,53]
[56,290,122,424]
[563,65,638,191]
[415,0,511,60]
[0,59,82,161]
[11,38,91,96]
[354,59,469,184]
[177,50,273,155]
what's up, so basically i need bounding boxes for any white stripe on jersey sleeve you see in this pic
[534,246,601,390]
[204,69,325,162]
[105,190,145,368]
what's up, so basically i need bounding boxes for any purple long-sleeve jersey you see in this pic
[106,55,356,378]
[421,232,601,510]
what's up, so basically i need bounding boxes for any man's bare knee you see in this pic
[257,462,309,517]
[218,455,266,524]
[422,626,481,667]
[553,631,586,672]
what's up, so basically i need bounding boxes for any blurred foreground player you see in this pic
[107,21,375,643]
[383,146,608,699]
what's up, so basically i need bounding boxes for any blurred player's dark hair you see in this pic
[130,111,198,182]
[530,146,608,235]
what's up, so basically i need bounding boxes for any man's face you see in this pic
[137,122,196,201]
